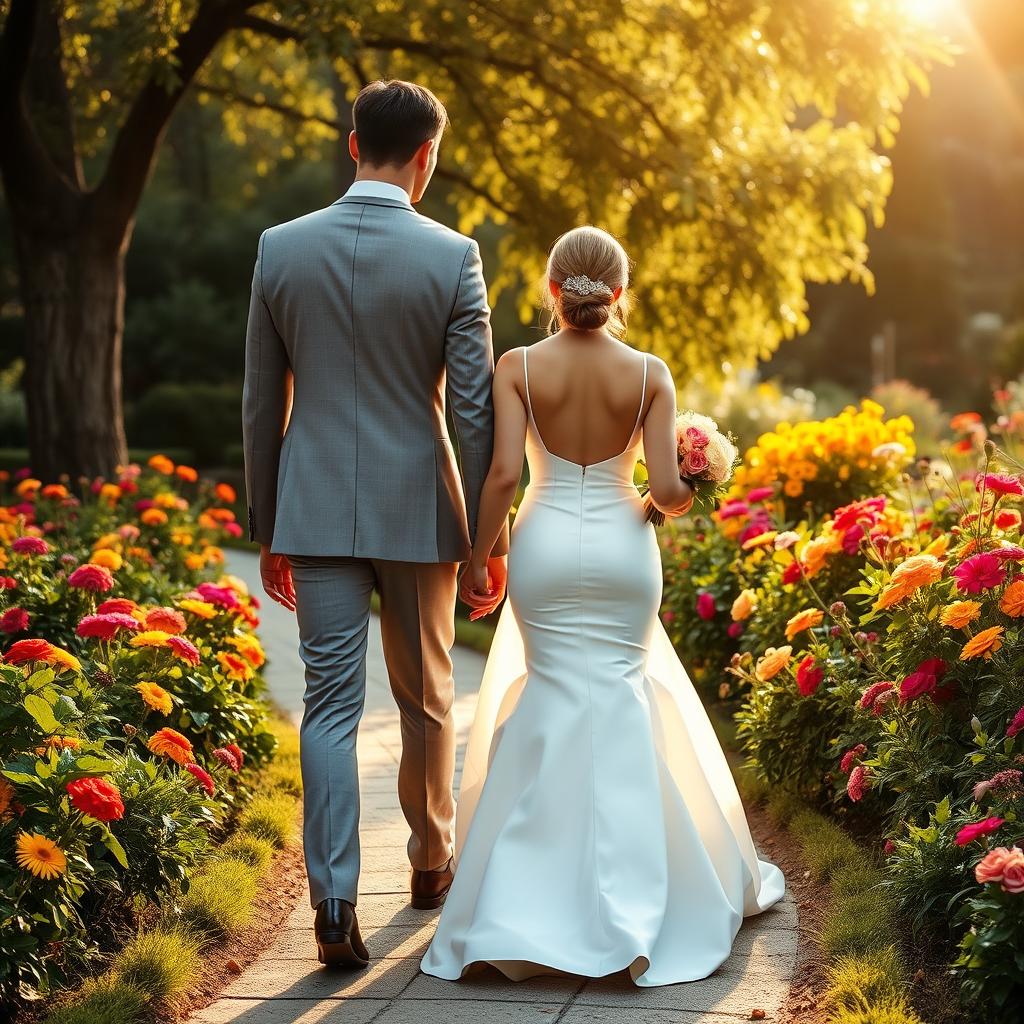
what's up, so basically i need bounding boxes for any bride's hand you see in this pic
[459,559,495,617]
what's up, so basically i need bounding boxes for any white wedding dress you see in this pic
[421,351,785,986]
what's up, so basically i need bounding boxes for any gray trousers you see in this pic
[288,556,459,907]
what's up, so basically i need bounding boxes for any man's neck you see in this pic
[353,166,414,198]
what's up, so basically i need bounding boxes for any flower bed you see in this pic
[0,458,273,1009]
[660,400,1024,1018]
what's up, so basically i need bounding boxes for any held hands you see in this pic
[459,555,508,621]
[260,545,296,612]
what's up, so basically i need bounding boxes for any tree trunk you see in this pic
[12,223,129,481]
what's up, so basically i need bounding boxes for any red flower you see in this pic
[781,560,803,585]
[66,777,125,822]
[97,598,138,615]
[955,816,1005,846]
[1007,706,1024,738]
[68,564,114,592]
[76,613,142,640]
[840,744,867,774]
[11,536,49,556]
[0,577,17,590]
[860,680,895,712]
[899,658,948,703]
[953,552,1006,594]
[212,747,242,772]
[847,764,869,802]
[4,638,54,664]
[832,496,886,534]
[225,742,244,768]
[977,472,1024,496]
[727,621,743,639]
[696,592,716,621]
[0,607,29,634]
[184,762,215,796]
[795,656,824,696]
[166,635,200,666]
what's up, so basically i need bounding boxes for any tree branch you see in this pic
[235,13,303,43]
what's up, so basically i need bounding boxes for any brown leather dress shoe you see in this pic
[314,898,370,968]
[410,857,454,910]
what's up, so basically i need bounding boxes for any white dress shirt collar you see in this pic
[343,179,413,208]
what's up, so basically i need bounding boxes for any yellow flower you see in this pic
[135,681,172,716]
[185,554,205,571]
[960,625,1004,661]
[230,634,266,668]
[742,531,777,551]
[15,832,67,879]
[179,599,217,619]
[755,645,793,682]
[923,533,950,557]
[940,601,981,629]
[731,589,757,622]
[785,608,824,641]
[154,492,180,510]
[219,574,250,597]
[130,630,171,649]
[89,549,123,571]
[801,536,835,578]
[783,478,804,498]
[875,554,943,610]
[92,533,123,552]
[1000,580,1024,618]
[48,648,82,674]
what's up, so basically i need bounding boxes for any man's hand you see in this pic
[260,545,296,611]
[459,555,507,621]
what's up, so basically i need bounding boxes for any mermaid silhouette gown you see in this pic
[420,350,785,986]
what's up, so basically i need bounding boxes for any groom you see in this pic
[242,79,507,968]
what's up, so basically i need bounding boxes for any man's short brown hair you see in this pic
[352,80,448,167]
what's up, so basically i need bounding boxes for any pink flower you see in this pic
[727,622,743,639]
[0,577,17,590]
[661,610,676,624]
[1007,706,1024,738]
[225,522,243,538]
[977,846,1022,886]
[899,659,948,703]
[954,552,1006,594]
[97,598,138,615]
[796,656,824,696]
[68,564,114,592]
[977,472,1024,496]
[717,500,750,520]
[682,449,710,477]
[847,764,869,802]
[11,536,48,556]
[841,524,865,555]
[745,486,775,503]
[860,680,895,712]
[883,839,896,855]
[955,816,1005,846]
[832,496,886,533]
[76,613,142,640]
[166,635,201,666]
[840,744,867,774]
[696,592,716,621]
[685,426,710,449]
[0,607,29,634]
[212,747,242,772]
[193,583,239,610]
[183,762,215,796]
[1003,860,1024,894]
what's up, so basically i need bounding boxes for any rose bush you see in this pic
[0,458,273,1007]
[660,401,1024,1016]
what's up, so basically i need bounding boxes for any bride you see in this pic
[420,226,785,987]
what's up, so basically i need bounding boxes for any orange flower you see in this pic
[1000,580,1024,618]
[148,727,193,765]
[135,681,173,715]
[15,478,41,497]
[47,647,82,674]
[731,589,757,622]
[214,483,237,504]
[218,650,254,682]
[185,554,205,571]
[875,554,943,610]
[15,832,66,879]
[961,625,1004,661]
[148,454,175,475]
[175,465,198,483]
[755,645,793,682]
[801,536,835,578]
[785,608,824,641]
[923,534,949,557]
[140,508,169,527]
[40,484,68,500]
[42,736,81,751]
[0,778,15,816]
[89,548,123,571]
[941,601,981,629]
[98,483,122,504]
[145,607,187,634]
[229,634,265,668]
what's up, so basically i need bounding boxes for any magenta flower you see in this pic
[212,747,242,772]
[953,552,1005,594]
[899,658,948,703]
[68,564,114,592]
[1007,706,1024,738]
[977,472,1024,496]
[745,486,775,503]
[76,613,142,640]
[0,607,30,634]
[727,621,743,639]
[696,592,716,621]
[11,536,49,556]
[840,744,867,774]
[955,816,1004,846]
[166,635,201,666]
[860,680,895,711]
[847,764,869,802]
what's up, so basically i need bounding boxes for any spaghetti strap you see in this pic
[629,353,649,441]
[522,347,535,423]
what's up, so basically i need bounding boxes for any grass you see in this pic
[109,927,201,1001]
[238,792,298,848]
[177,858,262,936]
[43,978,150,1024]
[219,832,277,871]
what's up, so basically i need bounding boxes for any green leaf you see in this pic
[102,832,129,869]
[24,693,60,733]
[1,770,37,785]
[25,668,55,691]
[74,756,121,773]
[934,795,950,824]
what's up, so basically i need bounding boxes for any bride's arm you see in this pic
[462,351,526,608]
[643,358,694,518]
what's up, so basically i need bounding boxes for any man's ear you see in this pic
[548,279,560,299]
[348,131,360,164]
[415,136,436,170]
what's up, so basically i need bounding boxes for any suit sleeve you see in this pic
[445,240,495,545]
[242,229,291,546]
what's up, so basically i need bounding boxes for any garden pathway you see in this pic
[191,550,799,1024]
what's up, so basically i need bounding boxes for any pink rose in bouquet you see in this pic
[643,410,738,525]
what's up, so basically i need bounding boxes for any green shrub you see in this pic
[821,890,898,958]
[43,977,149,1024]
[239,793,297,848]
[110,927,200,1001]
[177,860,260,936]
[824,945,908,1014]
[220,833,276,871]
[826,999,923,1024]
[128,381,241,466]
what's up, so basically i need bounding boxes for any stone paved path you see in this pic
[193,551,798,1024]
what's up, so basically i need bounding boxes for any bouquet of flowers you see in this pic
[642,411,739,525]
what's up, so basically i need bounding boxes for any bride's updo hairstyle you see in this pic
[545,226,631,337]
